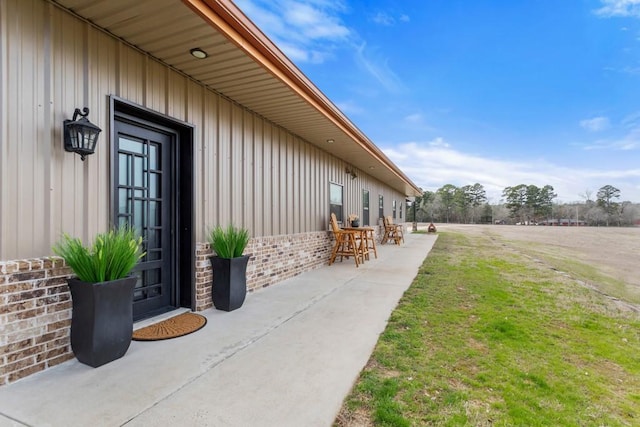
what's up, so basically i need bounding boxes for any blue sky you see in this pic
[234,0,640,203]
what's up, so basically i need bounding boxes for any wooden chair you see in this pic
[362,227,378,259]
[389,216,404,243]
[382,216,403,245]
[329,213,360,267]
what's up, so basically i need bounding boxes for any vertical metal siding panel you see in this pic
[270,126,278,235]
[217,97,231,225]
[145,59,167,114]
[168,71,186,121]
[7,0,21,253]
[0,0,7,258]
[230,103,243,224]
[317,150,324,229]
[16,0,37,255]
[86,26,117,242]
[308,146,315,231]
[272,127,279,234]
[252,117,263,236]
[352,168,362,218]
[201,90,218,232]
[242,109,254,234]
[262,124,271,235]
[187,81,204,238]
[299,140,306,232]
[1,1,50,257]
[315,149,319,229]
[289,135,296,233]
[278,129,287,233]
[311,147,318,230]
[320,151,328,229]
[291,136,299,233]
[31,0,49,257]
[4,0,24,256]
[118,44,143,105]
[52,7,85,241]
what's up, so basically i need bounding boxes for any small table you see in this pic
[343,226,377,262]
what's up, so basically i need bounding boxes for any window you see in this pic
[362,190,370,226]
[378,194,384,220]
[392,200,397,219]
[400,201,403,219]
[330,182,344,223]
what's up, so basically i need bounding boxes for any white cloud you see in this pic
[584,133,640,151]
[404,113,423,123]
[354,42,405,93]
[370,10,410,26]
[428,137,450,148]
[372,12,395,26]
[382,139,640,202]
[580,116,610,132]
[594,0,640,18]
[583,114,640,150]
[621,111,640,127]
[334,100,365,115]
[234,0,351,64]
[235,0,404,94]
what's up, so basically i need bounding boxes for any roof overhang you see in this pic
[51,0,422,197]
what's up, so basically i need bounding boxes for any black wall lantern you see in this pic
[63,107,102,161]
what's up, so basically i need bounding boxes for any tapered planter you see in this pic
[67,276,136,367]
[210,255,250,312]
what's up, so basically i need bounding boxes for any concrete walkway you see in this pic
[0,232,437,427]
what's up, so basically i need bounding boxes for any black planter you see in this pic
[351,220,360,227]
[209,255,250,312]
[67,276,136,367]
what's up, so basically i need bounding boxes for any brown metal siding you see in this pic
[0,0,407,260]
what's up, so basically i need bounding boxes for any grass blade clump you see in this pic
[207,224,249,258]
[53,226,144,282]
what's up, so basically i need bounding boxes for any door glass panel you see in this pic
[149,144,158,170]
[119,137,144,154]
[134,157,144,187]
[145,268,161,286]
[118,189,128,214]
[147,228,160,249]
[149,201,159,227]
[119,154,129,185]
[149,173,159,198]
[363,190,370,226]
[133,200,144,230]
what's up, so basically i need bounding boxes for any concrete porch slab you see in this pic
[0,232,437,427]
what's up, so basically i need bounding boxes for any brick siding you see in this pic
[0,231,333,386]
[0,258,75,386]
[195,231,333,311]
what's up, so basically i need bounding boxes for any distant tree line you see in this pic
[407,183,639,227]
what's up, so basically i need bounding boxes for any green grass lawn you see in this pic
[336,232,640,426]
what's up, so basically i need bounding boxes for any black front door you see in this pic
[114,117,175,320]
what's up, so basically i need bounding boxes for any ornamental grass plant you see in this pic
[208,224,249,258]
[53,226,144,283]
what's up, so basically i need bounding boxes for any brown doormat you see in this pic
[133,312,207,341]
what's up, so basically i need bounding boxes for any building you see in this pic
[0,0,421,385]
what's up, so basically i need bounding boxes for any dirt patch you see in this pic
[431,224,640,306]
